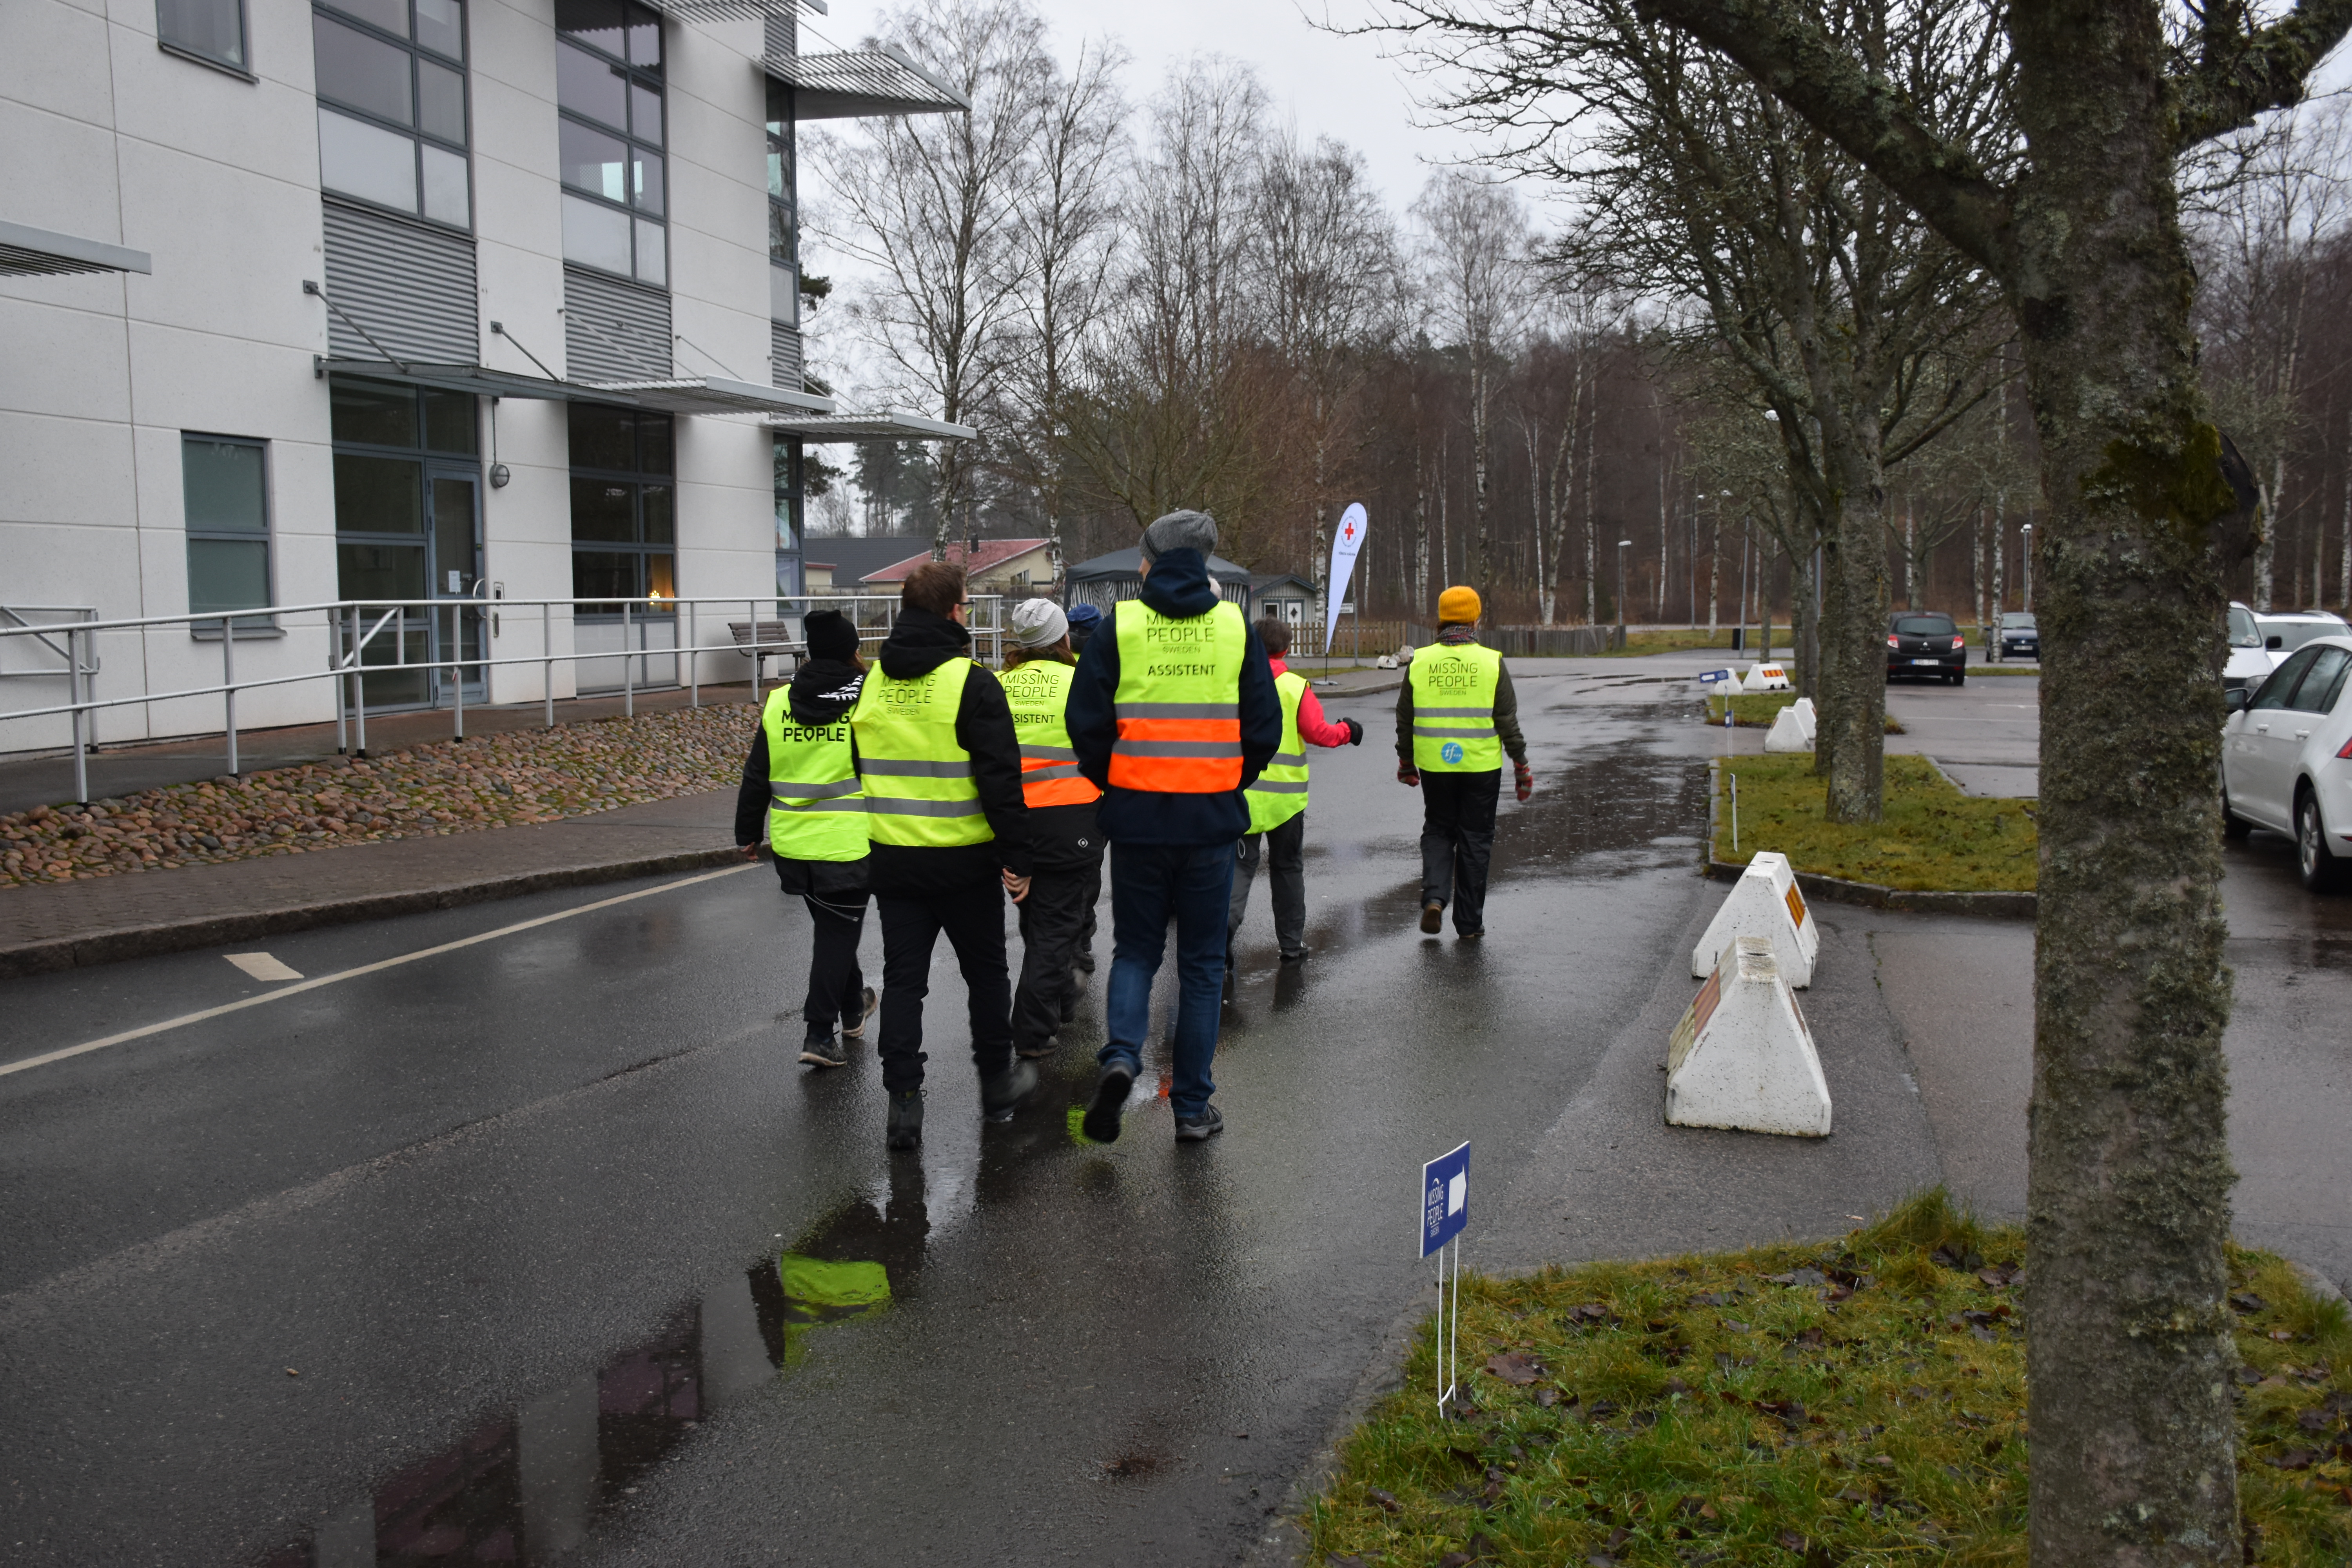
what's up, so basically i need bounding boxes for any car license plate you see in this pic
[1911,658,1942,666]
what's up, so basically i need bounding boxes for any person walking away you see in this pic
[1062,599,1106,974]
[1067,510,1281,1144]
[734,609,877,1067]
[1227,616,1362,978]
[1000,599,1104,1060]
[852,561,1036,1151]
[1395,586,1532,939]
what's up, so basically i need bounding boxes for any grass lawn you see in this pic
[1703,694,1903,734]
[1302,1192,2352,1567]
[1713,753,2036,893]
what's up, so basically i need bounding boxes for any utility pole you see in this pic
[1616,538,1632,651]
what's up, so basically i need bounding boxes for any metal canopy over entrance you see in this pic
[641,0,825,21]
[765,411,978,442]
[0,220,152,278]
[762,47,970,120]
[316,356,601,400]
[587,376,836,416]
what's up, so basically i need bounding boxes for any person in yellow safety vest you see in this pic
[999,597,1106,1060]
[1396,585,1533,939]
[1226,615,1363,980]
[1065,510,1283,1145]
[851,561,1037,1152]
[733,609,878,1069]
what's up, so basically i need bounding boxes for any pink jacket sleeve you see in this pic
[1294,684,1350,748]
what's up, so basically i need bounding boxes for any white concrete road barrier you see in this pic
[1764,706,1811,753]
[1741,663,1792,693]
[1791,697,1817,741]
[1666,935,1833,1138]
[1692,849,1817,986]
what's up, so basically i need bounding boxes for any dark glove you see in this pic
[1398,763,1420,788]
[1342,716,1365,746]
[1514,762,1534,803]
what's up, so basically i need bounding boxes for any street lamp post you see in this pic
[2021,523,2033,615]
[1617,538,1633,650]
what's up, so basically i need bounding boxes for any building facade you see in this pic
[0,0,965,755]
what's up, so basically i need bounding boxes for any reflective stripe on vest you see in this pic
[850,658,994,848]
[1245,670,1310,833]
[1110,598,1249,792]
[1000,656,1102,809]
[762,686,868,862]
[1409,642,1504,772]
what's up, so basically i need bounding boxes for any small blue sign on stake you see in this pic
[1421,1140,1470,1258]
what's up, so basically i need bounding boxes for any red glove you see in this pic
[1514,762,1534,802]
[1398,763,1421,788]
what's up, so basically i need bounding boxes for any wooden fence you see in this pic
[1293,619,1624,657]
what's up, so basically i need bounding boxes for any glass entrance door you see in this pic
[427,471,485,704]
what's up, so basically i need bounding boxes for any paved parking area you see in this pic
[1886,671,2039,796]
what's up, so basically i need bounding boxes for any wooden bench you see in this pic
[728,621,802,679]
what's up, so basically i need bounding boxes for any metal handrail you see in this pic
[1,593,1010,802]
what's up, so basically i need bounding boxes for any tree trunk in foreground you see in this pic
[2012,10,2239,1561]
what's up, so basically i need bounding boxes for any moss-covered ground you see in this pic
[1304,1193,2352,1566]
[1712,754,2036,893]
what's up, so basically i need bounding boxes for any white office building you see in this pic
[0,0,967,757]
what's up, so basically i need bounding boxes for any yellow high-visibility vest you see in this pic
[1244,670,1310,833]
[1409,643,1503,772]
[762,684,867,861]
[851,658,993,848]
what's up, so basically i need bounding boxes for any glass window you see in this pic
[157,0,248,70]
[334,453,425,533]
[2252,648,2319,712]
[319,108,419,210]
[331,376,421,446]
[556,1,666,284]
[1894,615,1956,635]
[422,387,477,454]
[2290,646,2351,713]
[2230,605,2262,648]
[569,403,675,613]
[183,436,272,620]
[312,0,470,230]
[764,77,795,270]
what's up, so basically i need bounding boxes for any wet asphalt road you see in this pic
[5,659,2343,1566]
[0,662,1715,1566]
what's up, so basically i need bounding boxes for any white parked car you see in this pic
[2224,603,2273,695]
[2221,635,2352,889]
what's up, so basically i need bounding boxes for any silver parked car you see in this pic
[2221,635,2352,889]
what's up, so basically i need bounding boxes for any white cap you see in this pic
[1010,598,1069,648]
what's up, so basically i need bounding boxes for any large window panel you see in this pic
[158,0,248,70]
[321,0,408,36]
[315,14,412,122]
[561,193,632,276]
[415,0,463,56]
[556,40,627,127]
[319,108,418,210]
[333,453,425,533]
[561,119,629,201]
[183,435,272,620]
[569,402,675,615]
[421,144,470,225]
[331,376,421,446]
[417,58,467,140]
[633,218,666,285]
[569,478,636,542]
[421,387,477,454]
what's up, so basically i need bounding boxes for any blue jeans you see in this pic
[1102,841,1236,1118]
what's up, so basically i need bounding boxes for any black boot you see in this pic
[980,1059,1038,1119]
[799,1032,847,1068]
[1082,1062,1135,1143]
[886,1089,923,1150]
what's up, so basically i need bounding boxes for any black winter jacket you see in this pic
[860,607,1033,893]
[1065,548,1281,846]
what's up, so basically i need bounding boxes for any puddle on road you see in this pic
[258,1170,943,1568]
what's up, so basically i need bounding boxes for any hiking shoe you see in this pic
[841,986,879,1039]
[798,1033,848,1068]
[1457,928,1484,941]
[1016,1035,1056,1060]
[1279,949,1308,965]
[980,1059,1038,1118]
[1175,1104,1225,1143]
[885,1089,923,1151]
[1082,1062,1135,1143]
[1420,901,1444,934]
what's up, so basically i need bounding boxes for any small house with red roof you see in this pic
[857,538,1057,597]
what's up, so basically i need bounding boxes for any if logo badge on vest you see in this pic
[1442,741,1464,765]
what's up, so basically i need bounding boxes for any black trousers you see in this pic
[1011,857,1102,1052]
[1227,811,1307,961]
[799,893,869,1035]
[875,887,1014,1094]
[1420,769,1500,935]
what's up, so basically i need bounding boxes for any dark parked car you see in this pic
[1995,612,2038,660]
[1887,612,1967,684]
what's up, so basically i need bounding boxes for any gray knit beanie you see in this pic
[1140,509,1218,563]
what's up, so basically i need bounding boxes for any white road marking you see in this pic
[225,952,303,983]
[1,863,757,1082]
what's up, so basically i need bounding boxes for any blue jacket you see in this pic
[1067,548,1281,846]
